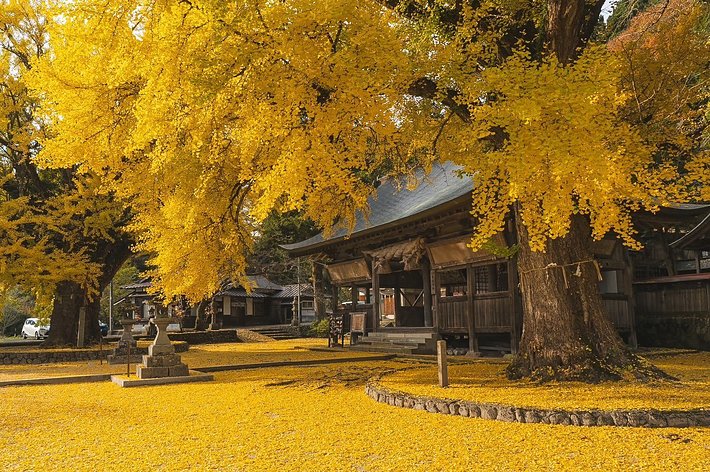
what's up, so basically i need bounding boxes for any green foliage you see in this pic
[99,260,140,325]
[310,318,330,338]
[480,239,520,259]
[1,287,33,336]
[248,211,319,285]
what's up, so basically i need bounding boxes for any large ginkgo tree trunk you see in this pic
[506,1,667,381]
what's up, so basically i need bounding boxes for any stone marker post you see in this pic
[437,339,449,388]
[136,315,189,379]
[77,307,86,348]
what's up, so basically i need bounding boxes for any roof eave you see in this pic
[281,193,473,257]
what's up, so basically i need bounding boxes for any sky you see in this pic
[602,0,618,19]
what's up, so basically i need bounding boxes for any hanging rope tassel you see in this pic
[592,260,603,282]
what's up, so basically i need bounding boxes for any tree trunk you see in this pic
[44,281,85,347]
[44,236,133,347]
[506,208,670,382]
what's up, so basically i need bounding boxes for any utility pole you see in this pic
[108,280,113,335]
[296,257,302,324]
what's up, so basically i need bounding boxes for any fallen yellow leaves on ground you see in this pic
[380,352,710,411]
[0,360,708,471]
[0,339,365,381]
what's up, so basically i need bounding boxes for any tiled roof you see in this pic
[220,287,270,298]
[120,277,152,291]
[282,162,472,255]
[274,284,314,299]
[121,275,283,295]
[244,274,283,291]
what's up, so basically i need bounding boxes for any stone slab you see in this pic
[168,364,190,377]
[0,374,112,387]
[136,365,169,378]
[111,371,214,388]
[107,355,143,365]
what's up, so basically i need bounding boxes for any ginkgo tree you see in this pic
[33,0,707,379]
[1,0,134,345]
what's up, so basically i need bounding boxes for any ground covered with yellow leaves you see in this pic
[380,352,710,411]
[0,349,708,470]
[0,339,372,381]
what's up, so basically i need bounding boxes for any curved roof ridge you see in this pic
[282,162,473,254]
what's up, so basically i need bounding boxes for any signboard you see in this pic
[326,259,371,284]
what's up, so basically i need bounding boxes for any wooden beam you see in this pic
[623,249,638,349]
[371,259,380,332]
[394,277,401,327]
[432,270,440,329]
[466,266,478,353]
[422,257,433,328]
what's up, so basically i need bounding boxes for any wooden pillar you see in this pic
[371,259,380,332]
[432,270,440,328]
[332,283,340,312]
[394,276,401,327]
[466,266,478,353]
[313,262,326,321]
[351,285,358,307]
[623,250,639,349]
[422,258,433,328]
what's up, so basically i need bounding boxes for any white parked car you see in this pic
[21,318,50,339]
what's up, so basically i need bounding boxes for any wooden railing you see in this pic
[473,293,513,331]
[437,293,513,332]
[438,297,467,330]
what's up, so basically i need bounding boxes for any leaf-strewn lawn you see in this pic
[0,339,371,381]
[0,346,708,471]
[380,352,710,411]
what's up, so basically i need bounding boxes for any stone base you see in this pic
[137,363,190,378]
[111,371,214,388]
[137,350,189,379]
[107,354,143,365]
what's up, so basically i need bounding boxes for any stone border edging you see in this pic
[0,373,113,387]
[365,382,710,428]
[0,341,188,365]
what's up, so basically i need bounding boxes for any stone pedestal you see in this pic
[108,319,142,364]
[136,317,189,379]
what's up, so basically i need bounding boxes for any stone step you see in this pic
[363,336,438,346]
[357,341,421,349]
[349,345,415,355]
[364,332,436,341]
